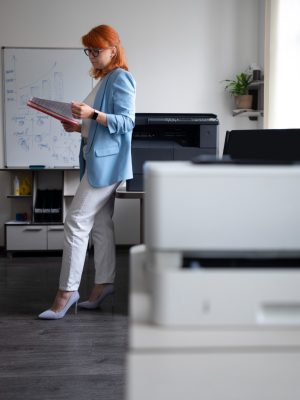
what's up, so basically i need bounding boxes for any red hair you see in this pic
[82,25,129,79]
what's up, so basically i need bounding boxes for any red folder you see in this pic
[27,97,80,127]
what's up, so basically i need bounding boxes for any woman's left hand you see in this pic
[71,101,94,119]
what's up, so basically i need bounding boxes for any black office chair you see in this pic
[223,129,300,162]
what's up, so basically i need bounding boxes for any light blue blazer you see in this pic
[79,68,136,187]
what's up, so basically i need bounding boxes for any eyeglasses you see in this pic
[83,48,107,57]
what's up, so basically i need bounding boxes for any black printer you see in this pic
[127,113,219,191]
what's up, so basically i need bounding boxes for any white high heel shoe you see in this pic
[38,291,80,320]
[78,284,115,310]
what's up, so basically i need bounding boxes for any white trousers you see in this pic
[59,173,118,291]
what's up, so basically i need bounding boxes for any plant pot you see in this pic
[234,95,253,109]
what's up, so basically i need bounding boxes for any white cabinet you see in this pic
[6,225,47,250]
[4,168,71,251]
[114,198,140,245]
[47,225,65,250]
[5,224,65,251]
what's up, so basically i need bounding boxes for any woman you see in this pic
[38,25,136,319]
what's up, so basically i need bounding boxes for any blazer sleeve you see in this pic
[106,71,136,135]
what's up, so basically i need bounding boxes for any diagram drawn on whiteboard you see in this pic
[3,48,92,167]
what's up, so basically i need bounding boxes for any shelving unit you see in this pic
[3,168,80,252]
[232,109,264,120]
[232,80,264,121]
[2,167,140,252]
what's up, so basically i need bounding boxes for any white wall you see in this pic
[0,0,263,246]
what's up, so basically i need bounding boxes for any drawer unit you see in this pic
[47,225,64,250]
[5,224,64,251]
[6,224,47,250]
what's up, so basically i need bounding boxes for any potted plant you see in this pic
[224,72,253,109]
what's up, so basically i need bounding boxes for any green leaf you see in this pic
[223,72,252,96]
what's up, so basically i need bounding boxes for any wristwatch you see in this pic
[91,110,99,120]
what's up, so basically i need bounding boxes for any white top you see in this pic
[81,79,103,160]
[81,79,103,139]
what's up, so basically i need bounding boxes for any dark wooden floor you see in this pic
[0,247,130,400]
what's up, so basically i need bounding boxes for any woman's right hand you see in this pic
[61,121,82,133]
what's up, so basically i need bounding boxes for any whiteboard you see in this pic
[2,47,93,167]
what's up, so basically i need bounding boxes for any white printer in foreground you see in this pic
[126,161,300,400]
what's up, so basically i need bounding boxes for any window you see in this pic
[265,0,300,128]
